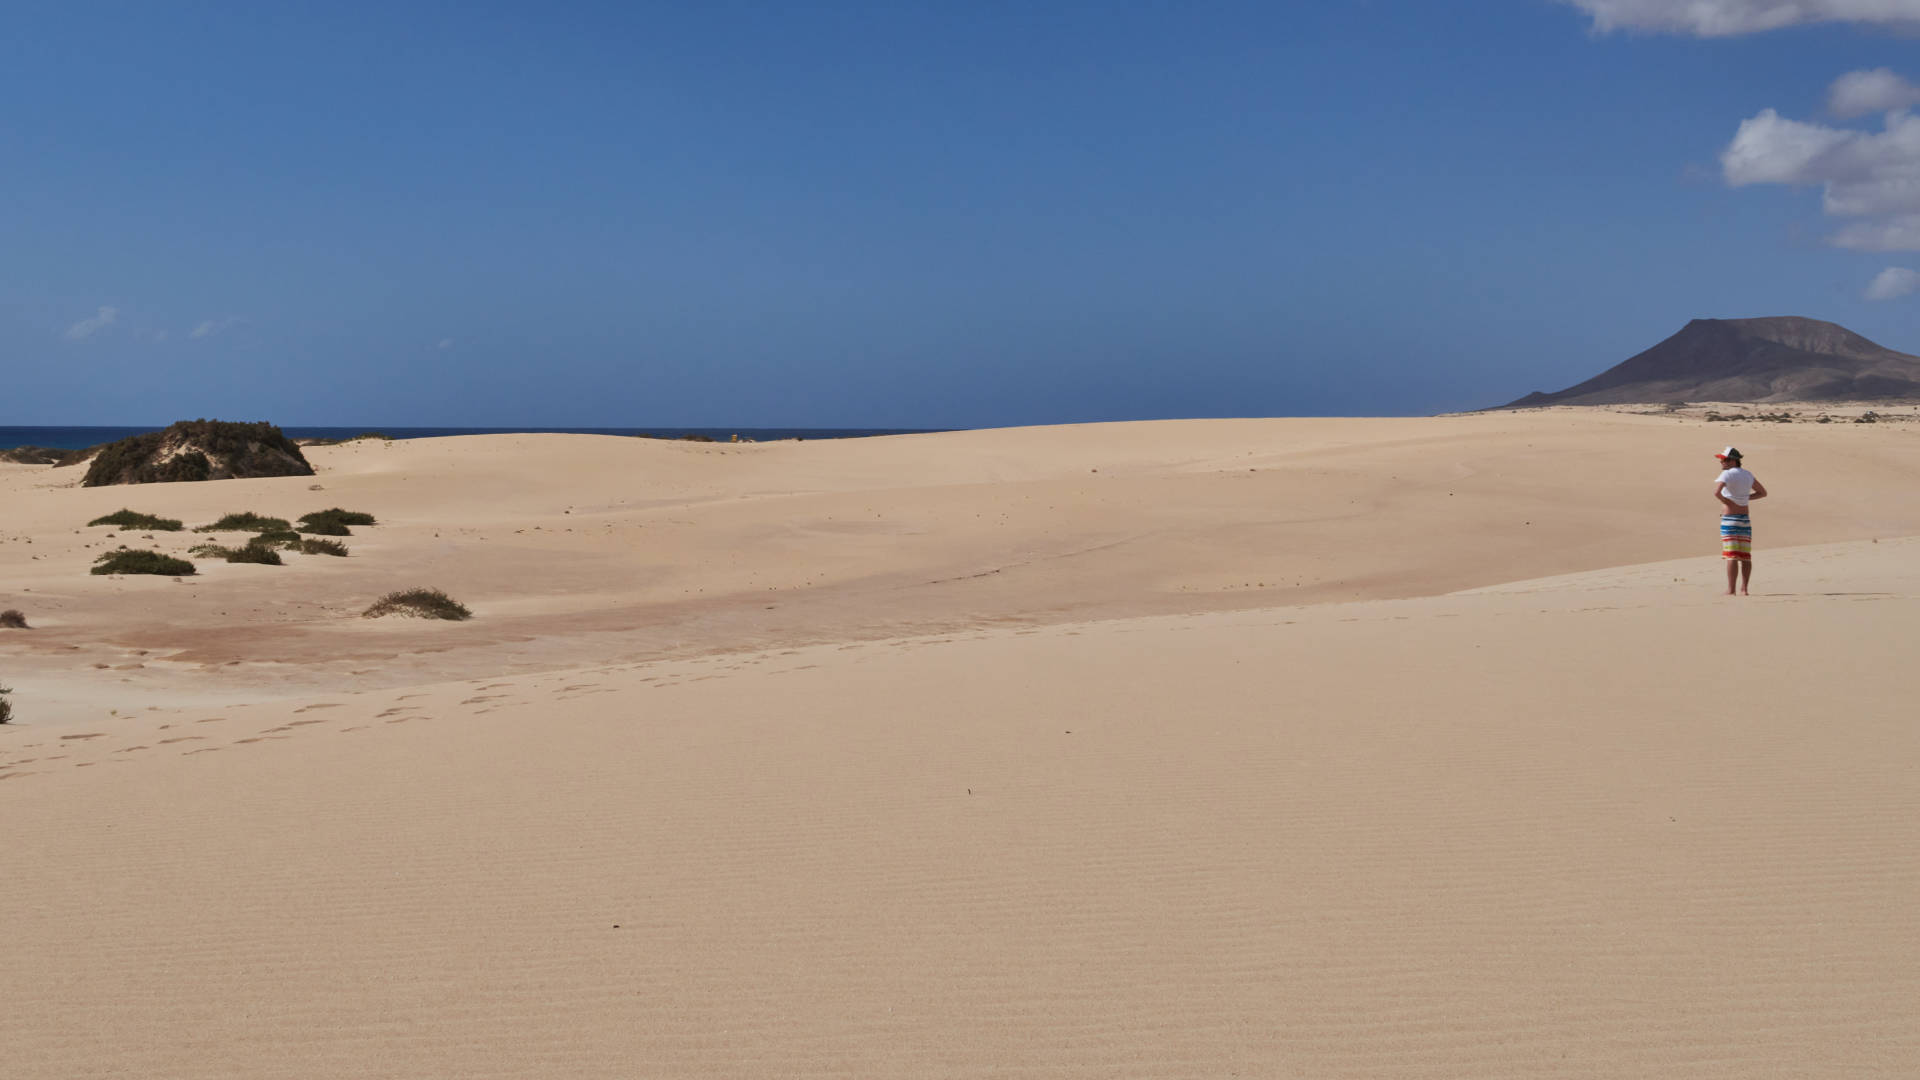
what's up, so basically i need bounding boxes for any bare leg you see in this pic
[1725,559,1738,595]
[1740,559,1752,595]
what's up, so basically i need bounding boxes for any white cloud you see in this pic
[1866,265,1920,298]
[436,338,454,350]
[1563,0,1920,36]
[1721,103,1920,250]
[64,306,119,341]
[1829,68,1920,117]
[190,316,243,339]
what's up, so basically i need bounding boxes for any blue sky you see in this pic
[7,1,1920,428]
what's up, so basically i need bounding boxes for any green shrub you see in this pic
[364,588,471,621]
[86,509,185,531]
[304,508,376,526]
[0,609,27,629]
[187,542,282,565]
[197,512,292,533]
[92,549,196,576]
[298,508,376,534]
[0,685,11,724]
[253,529,303,548]
[300,538,349,557]
[225,544,282,566]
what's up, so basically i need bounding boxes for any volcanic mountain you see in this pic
[1503,316,1920,408]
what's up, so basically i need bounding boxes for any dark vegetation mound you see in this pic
[92,549,196,576]
[0,684,11,724]
[300,538,349,557]
[300,508,376,529]
[364,588,471,621]
[197,512,292,533]
[87,509,185,531]
[82,420,314,487]
[253,529,302,548]
[0,609,28,629]
[222,544,282,566]
[296,518,351,536]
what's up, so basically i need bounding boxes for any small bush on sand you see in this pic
[363,588,470,621]
[92,549,196,576]
[253,529,303,549]
[224,543,283,566]
[296,518,351,536]
[87,510,184,531]
[300,508,376,528]
[0,609,28,629]
[0,684,11,724]
[300,538,349,557]
[187,542,282,565]
[197,512,292,534]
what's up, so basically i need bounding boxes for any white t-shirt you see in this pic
[1717,467,1755,507]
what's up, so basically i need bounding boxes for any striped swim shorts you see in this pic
[1720,514,1752,560]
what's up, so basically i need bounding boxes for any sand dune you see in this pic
[2,411,1917,1076]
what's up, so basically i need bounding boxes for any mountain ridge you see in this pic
[1503,316,1920,408]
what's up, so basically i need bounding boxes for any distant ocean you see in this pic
[0,425,943,451]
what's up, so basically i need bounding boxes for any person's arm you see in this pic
[1714,481,1740,512]
[1749,478,1768,501]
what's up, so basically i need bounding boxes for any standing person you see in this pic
[1714,447,1767,595]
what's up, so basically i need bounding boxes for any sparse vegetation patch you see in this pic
[197,512,292,534]
[187,541,283,564]
[298,508,376,534]
[363,588,471,621]
[0,684,11,724]
[300,538,349,557]
[299,432,392,447]
[0,609,28,629]
[87,510,184,531]
[224,544,283,566]
[92,549,196,576]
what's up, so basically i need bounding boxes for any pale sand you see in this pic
[1,410,1916,1077]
